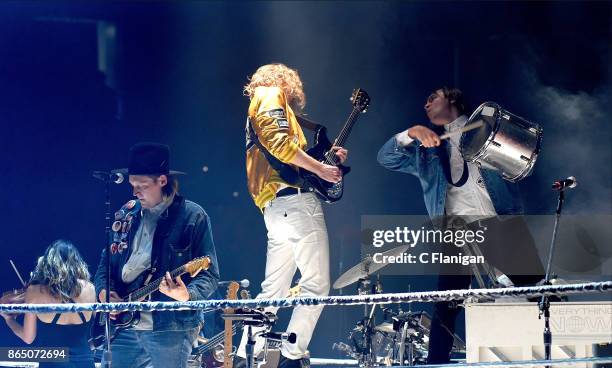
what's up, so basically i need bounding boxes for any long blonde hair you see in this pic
[29,240,90,302]
[243,63,306,112]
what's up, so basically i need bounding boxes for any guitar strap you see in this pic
[246,114,321,187]
[437,142,469,187]
[295,114,322,131]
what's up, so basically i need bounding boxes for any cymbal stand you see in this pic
[447,217,500,290]
[357,278,376,367]
[397,285,414,366]
[463,240,500,289]
[397,319,412,366]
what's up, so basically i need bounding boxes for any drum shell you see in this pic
[460,102,543,182]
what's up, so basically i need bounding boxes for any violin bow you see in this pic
[9,260,26,287]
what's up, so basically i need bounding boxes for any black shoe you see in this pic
[278,355,309,368]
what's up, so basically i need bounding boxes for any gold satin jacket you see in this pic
[245,86,307,210]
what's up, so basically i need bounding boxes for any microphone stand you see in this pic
[539,189,566,367]
[245,325,256,368]
[94,172,114,368]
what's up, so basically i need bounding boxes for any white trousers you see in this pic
[238,192,330,360]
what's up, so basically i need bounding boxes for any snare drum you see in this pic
[460,102,543,182]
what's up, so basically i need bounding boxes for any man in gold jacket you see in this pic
[238,63,348,368]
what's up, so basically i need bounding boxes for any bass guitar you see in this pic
[299,88,370,203]
[223,281,239,368]
[89,256,212,349]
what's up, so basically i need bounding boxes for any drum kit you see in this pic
[331,245,466,367]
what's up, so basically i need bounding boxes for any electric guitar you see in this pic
[89,256,212,349]
[299,88,370,203]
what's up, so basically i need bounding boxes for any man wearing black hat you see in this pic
[94,142,220,368]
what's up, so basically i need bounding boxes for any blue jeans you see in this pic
[105,327,198,368]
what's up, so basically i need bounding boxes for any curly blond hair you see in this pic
[244,63,306,112]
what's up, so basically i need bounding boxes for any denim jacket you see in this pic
[94,195,220,331]
[377,135,524,218]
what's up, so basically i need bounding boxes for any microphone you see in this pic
[552,176,577,191]
[219,279,250,288]
[260,332,297,344]
[93,170,124,184]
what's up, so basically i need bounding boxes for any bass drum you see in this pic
[460,102,543,182]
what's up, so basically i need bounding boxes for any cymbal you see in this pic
[333,245,409,289]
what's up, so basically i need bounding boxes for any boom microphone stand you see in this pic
[93,171,122,368]
[539,176,576,367]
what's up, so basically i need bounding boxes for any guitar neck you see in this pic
[127,265,186,301]
[224,316,233,368]
[324,107,361,165]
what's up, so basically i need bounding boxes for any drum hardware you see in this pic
[222,309,283,368]
[332,341,359,360]
[343,309,439,366]
[346,274,386,366]
[339,307,466,366]
[461,239,504,291]
[333,246,468,366]
[333,247,401,366]
[333,249,468,366]
[460,102,543,182]
[442,216,504,292]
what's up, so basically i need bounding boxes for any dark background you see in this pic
[0,0,610,357]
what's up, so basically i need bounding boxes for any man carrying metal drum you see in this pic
[376,87,545,364]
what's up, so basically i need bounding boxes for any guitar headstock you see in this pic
[226,281,239,301]
[351,88,370,113]
[185,256,212,277]
[240,289,251,300]
[287,283,301,298]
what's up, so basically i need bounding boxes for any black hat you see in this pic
[114,142,185,176]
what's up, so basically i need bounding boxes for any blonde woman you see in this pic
[1,240,95,367]
[238,63,348,368]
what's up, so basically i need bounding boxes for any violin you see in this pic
[0,288,27,304]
